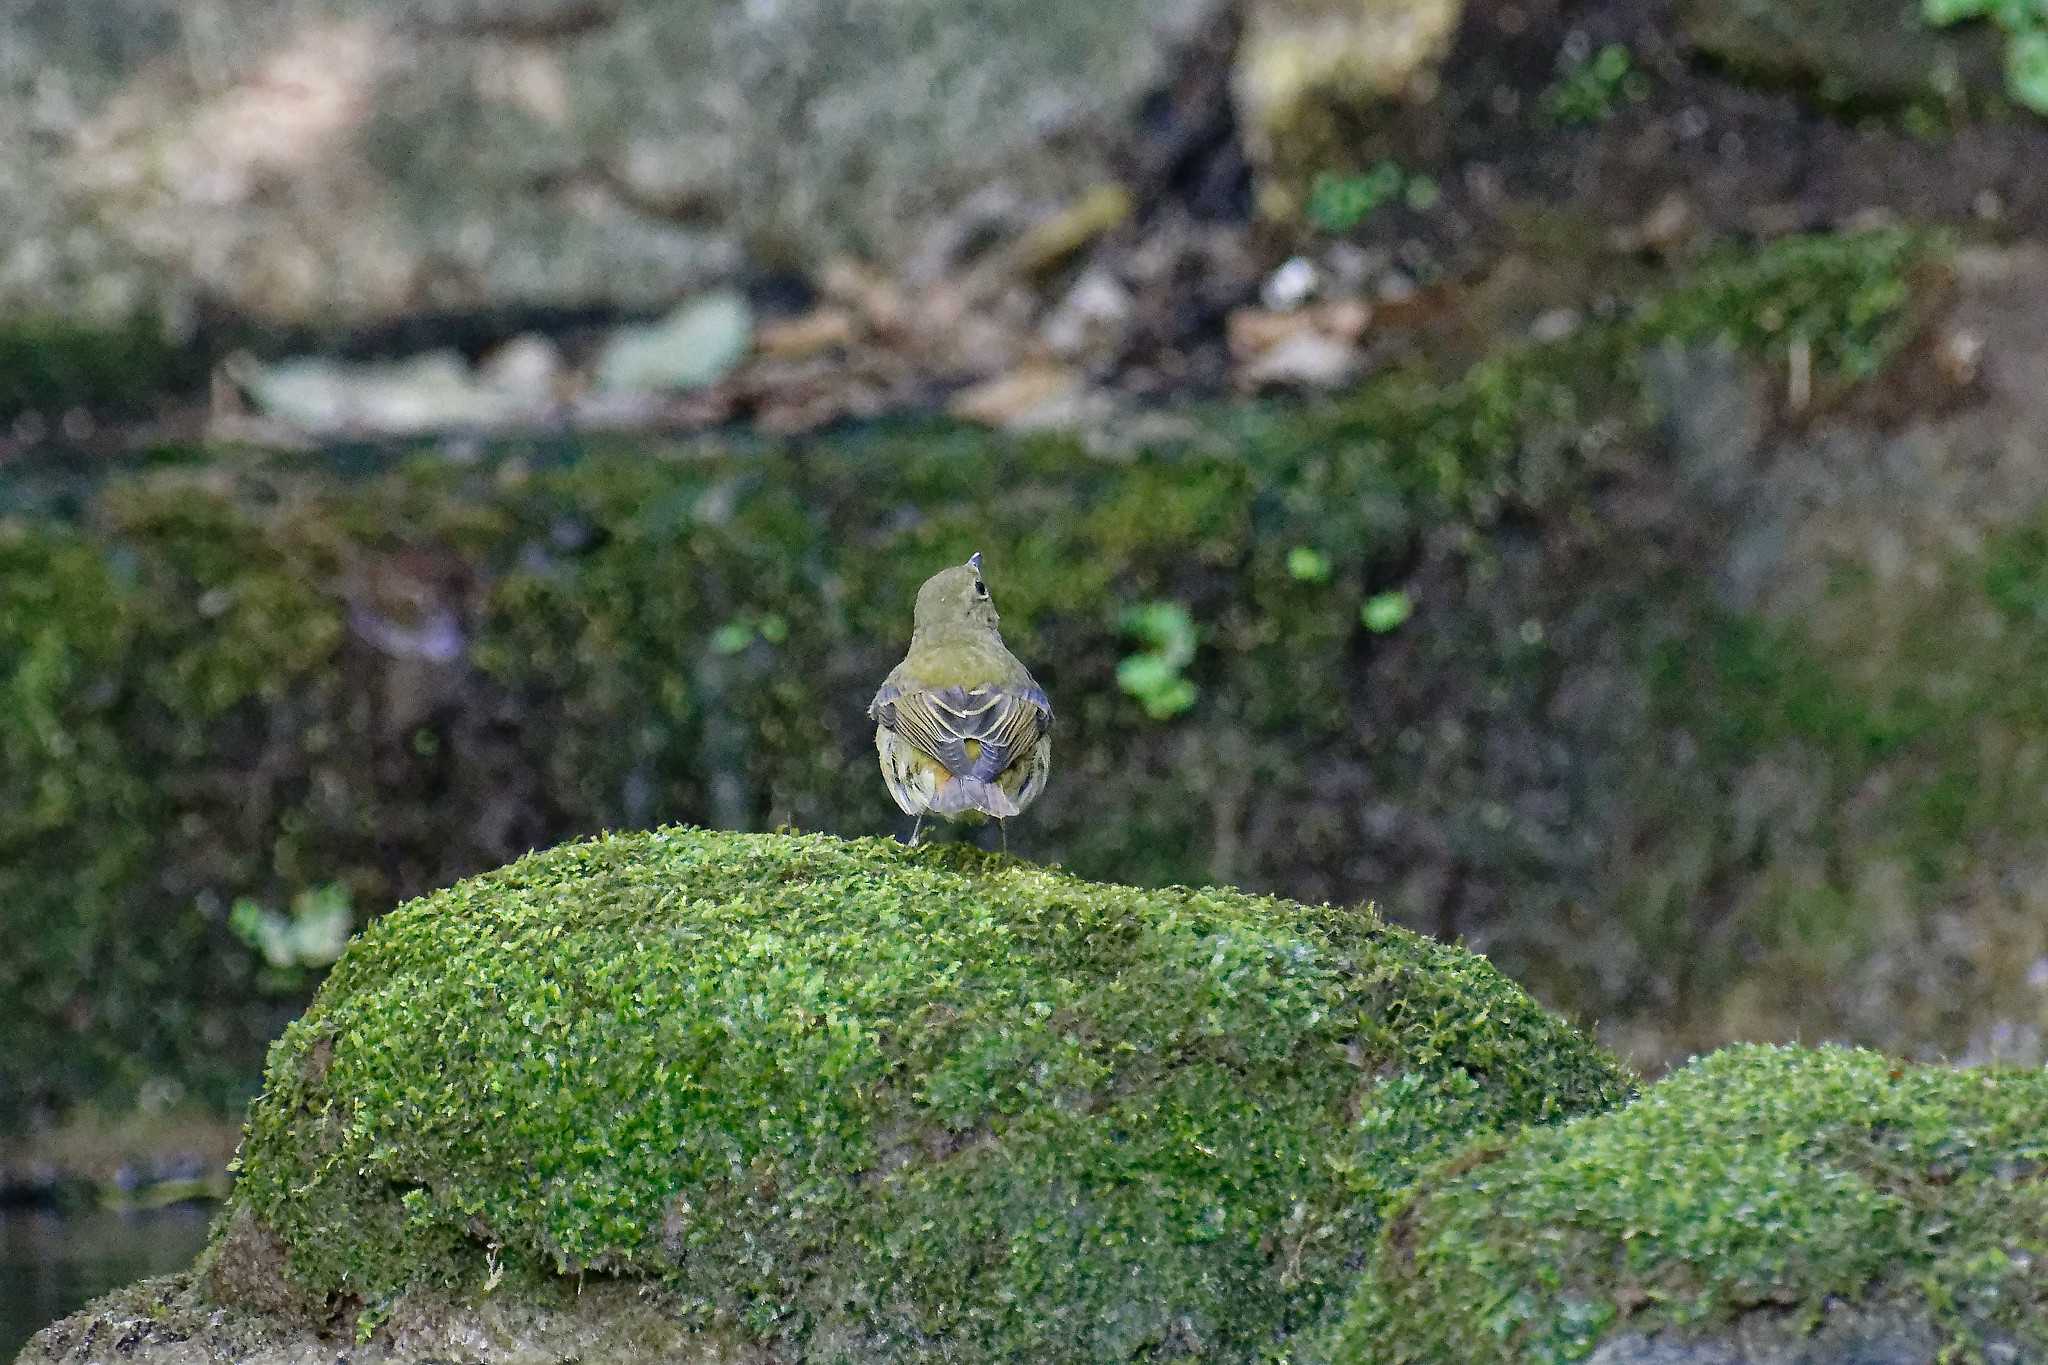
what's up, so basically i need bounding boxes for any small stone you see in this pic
[1615,191,1694,253]
[1041,268,1135,362]
[1229,299,1372,367]
[1374,269,1419,305]
[1227,307,1302,360]
[477,334,562,396]
[1238,330,1363,391]
[1323,242,1390,290]
[1317,297,1374,342]
[1530,308,1581,343]
[1261,255,1321,311]
[948,363,1090,429]
[755,307,857,361]
[594,290,753,394]
[944,304,1031,378]
[1937,328,1986,390]
[820,258,909,337]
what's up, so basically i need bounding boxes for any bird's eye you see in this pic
[975,580,988,597]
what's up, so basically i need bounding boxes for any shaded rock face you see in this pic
[22,829,1625,1364]
[4,0,1221,328]
[1587,245,2048,1066]
[1678,0,2009,110]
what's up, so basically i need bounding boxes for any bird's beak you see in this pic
[967,551,983,572]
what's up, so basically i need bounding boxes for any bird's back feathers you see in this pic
[871,561,1052,829]
[870,679,1050,782]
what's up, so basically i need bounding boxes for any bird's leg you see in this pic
[909,811,925,846]
[998,818,1007,854]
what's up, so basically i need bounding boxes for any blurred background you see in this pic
[5,0,2048,1351]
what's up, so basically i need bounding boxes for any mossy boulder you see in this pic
[1679,0,2008,113]
[204,827,1626,1360]
[1329,1044,2048,1363]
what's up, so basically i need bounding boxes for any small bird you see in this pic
[869,552,1052,847]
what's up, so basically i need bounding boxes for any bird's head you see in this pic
[913,552,1000,634]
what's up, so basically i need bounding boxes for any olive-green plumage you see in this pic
[869,553,1052,844]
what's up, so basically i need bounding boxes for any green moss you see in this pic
[0,313,202,418]
[1629,497,2048,1049]
[1328,1044,2048,1363]
[223,827,1627,1359]
[1632,229,1925,381]
[0,501,342,1126]
[0,230,1934,1125]
[1649,612,1922,764]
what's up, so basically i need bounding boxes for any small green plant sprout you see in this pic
[1306,161,1432,234]
[1362,590,1415,634]
[1117,601,1199,719]
[710,611,789,655]
[1403,173,1442,212]
[1543,42,1649,124]
[1287,546,1333,583]
[1923,0,2048,113]
[229,883,353,974]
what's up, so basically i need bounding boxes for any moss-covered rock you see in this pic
[1329,1045,2048,1364]
[214,827,1626,1360]
[0,313,205,420]
[1680,0,2009,114]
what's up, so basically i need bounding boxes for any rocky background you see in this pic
[6,0,2048,1194]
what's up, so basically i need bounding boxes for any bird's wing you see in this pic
[872,681,1050,780]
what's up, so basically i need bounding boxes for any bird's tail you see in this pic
[931,776,1021,819]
